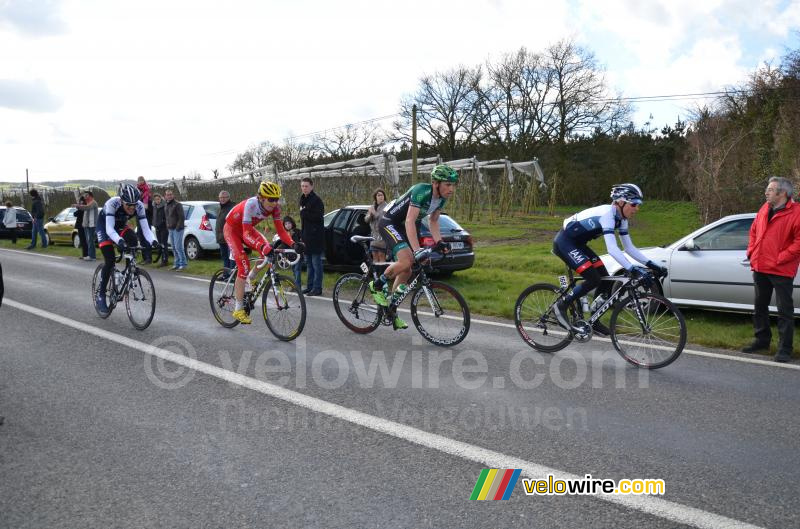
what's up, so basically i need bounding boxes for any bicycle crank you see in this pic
[571,320,593,342]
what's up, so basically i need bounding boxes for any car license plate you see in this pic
[449,241,464,250]
[360,262,369,273]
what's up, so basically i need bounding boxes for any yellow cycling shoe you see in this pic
[232,309,252,324]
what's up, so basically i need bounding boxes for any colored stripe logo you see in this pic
[470,469,521,500]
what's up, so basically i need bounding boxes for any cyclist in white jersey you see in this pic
[551,183,666,333]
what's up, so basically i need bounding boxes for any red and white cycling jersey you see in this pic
[223,197,294,279]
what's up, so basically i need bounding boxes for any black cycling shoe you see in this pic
[592,321,611,337]
[551,300,572,330]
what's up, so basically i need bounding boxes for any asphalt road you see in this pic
[1,247,798,528]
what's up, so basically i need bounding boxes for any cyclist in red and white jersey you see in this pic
[223,181,304,324]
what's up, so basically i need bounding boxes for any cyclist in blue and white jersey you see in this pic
[551,183,666,334]
[94,183,160,315]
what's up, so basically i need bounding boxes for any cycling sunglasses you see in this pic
[265,197,280,203]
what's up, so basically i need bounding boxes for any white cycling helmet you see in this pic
[610,183,643,205]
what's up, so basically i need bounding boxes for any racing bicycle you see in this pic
[91,246,156,330]
[209,248,306,341]
[332,235,470,346]
[514,267,686,369]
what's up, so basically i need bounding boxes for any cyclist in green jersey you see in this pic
[370,164,459,330]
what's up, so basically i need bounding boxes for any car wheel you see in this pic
[72,233,80,249]
[184,235,201,260]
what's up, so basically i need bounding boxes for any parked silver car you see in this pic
[176,201,220,260]
[601,213,800,315]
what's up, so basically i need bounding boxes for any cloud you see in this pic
[0,0,67,36]
[0,79,62,112]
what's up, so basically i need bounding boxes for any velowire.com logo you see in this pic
[469,469,521,501]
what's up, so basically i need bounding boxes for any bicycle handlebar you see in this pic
[254,248,302,269]
[114,246,152,263]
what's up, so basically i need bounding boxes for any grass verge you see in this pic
[2,201,796,358]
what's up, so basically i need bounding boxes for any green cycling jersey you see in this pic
[382,183,447,224]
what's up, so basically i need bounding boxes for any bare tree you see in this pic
[680,107,752,223]
[394,66,487,158]
[482,47,554,156]
[543,39,631,144]
[312,123,386,160]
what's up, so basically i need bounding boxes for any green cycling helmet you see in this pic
[431,164,459,183]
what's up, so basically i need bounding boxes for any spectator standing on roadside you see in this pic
[299,177,324,296]
[26,189,47,249]
[74,196,88,259]
[282,215,303,289]
[3,202,17,245]
[164,189,187,270]
[74,191,98,261]
[215,190,235,274]
[136,177,153,264]
[743,176,800,363]
[151,193,169,267]
[364,188,389,262]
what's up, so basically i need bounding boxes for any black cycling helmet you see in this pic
[118,183,141,205]
[610,183,643,205]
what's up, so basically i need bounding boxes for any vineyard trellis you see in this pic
[157,154,546,221]
[2,154,546,224]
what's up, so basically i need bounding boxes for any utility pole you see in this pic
[26,168,29,193]
[411,104,418,182]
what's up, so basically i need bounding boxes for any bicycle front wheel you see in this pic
[125,268,156,330]
[609,293,687,369]
[410,281,470,346]
[91,264,115,318]
[514,283,574,352]
[209,269,239,328]
[332,273,381,334]
[262,274,306,341]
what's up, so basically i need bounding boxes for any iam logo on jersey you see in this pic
[470,469,521,500]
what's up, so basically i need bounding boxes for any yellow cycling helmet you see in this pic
[258,181,281,199]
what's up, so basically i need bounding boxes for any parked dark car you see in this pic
[322,205,475,274]
[0,206,33,240]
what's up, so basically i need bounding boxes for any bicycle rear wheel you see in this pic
[410,281,470,346]
[209,269,239,328]
[332,273,381,334]
[126,268,156,330]
[262,273,306,341]
[514,283,574,352]
[91,264,115,318]
[609,293,686,369]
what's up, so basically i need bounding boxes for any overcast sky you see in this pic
[1,0,798,183]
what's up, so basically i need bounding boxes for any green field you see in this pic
[2,200,796,357]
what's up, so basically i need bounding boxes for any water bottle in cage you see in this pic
[590,294,607,313]
[580,296,590,315]
[114,269,124,290]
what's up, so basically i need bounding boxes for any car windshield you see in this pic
[203,204,220,219]
[323,210,338,228]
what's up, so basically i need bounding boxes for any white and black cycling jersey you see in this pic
[560,203,649,271]
[97,196,154,245]
[562,204,628,245]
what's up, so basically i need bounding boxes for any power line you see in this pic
[18,85,792,181]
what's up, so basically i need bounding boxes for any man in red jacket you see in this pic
[744,176,800,362]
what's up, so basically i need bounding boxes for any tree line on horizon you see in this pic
[215,38,800,221]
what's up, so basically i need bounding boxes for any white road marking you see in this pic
[183,274,799,370]
[2,297,769,529]
[0,247,65,260]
